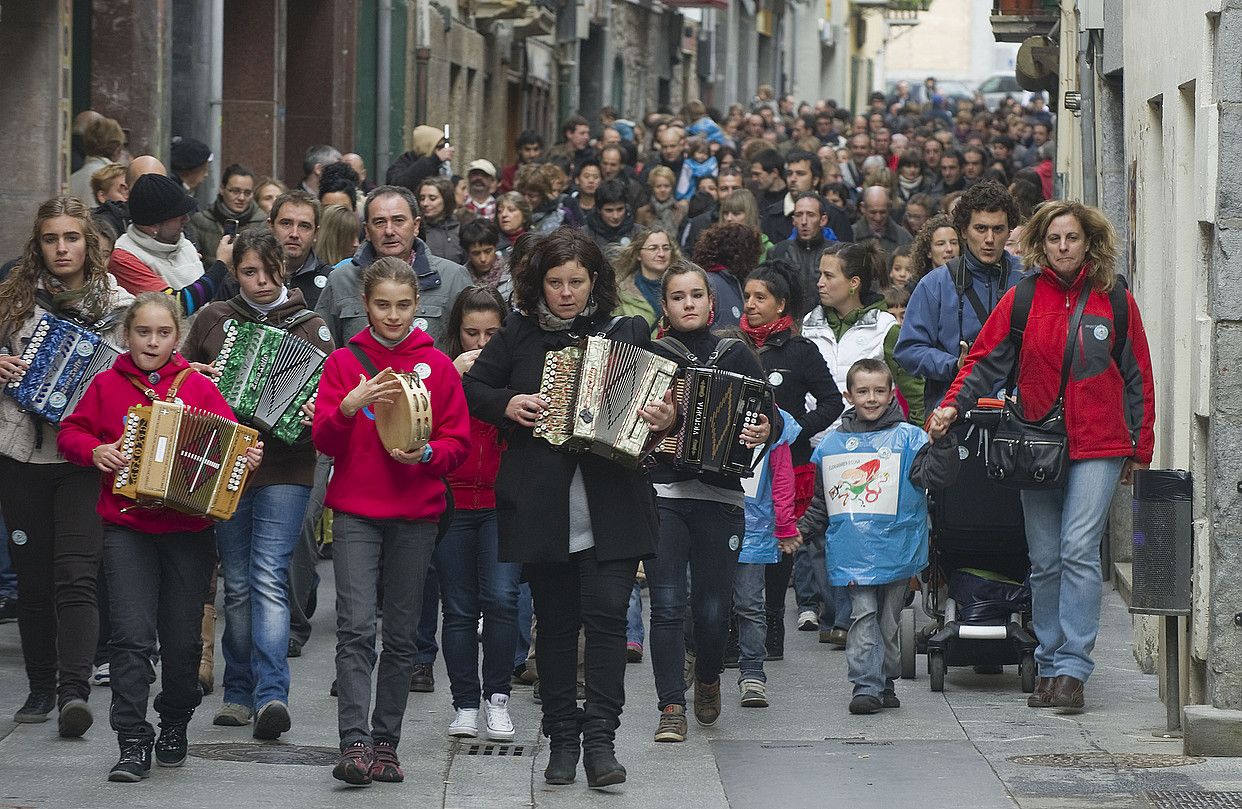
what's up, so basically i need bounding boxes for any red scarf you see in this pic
[739,314,793,347]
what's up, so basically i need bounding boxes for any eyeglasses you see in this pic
[225,187,254,197]
[642,245,673,253]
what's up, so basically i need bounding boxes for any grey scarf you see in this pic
[535,298,598,332]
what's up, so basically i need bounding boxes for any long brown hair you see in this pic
[1020,200,1118,292]
[0,196,112,344]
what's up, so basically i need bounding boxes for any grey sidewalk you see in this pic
[1,563,1239,809]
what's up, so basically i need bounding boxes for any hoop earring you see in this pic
[707,303,716,326]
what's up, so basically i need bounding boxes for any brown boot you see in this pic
[693,679,721,727]
[1049,675,1085,713]
[1027,677,1054,708]
[199,602,216,695]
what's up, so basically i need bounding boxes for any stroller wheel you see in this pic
[1019,654,1037,694]
[928,652,946,693]
[899,609,917,680]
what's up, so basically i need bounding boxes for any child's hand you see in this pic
[244,441,264,471]
[778,531,803,554]
[92,438,127,473]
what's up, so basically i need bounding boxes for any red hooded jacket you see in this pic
[313,327,470,522]
[941,265,1156,464]
[58,352,236,534]
[446,415,504,510]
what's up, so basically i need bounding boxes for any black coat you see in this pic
[757,327,843,465]
[463,311,661,563]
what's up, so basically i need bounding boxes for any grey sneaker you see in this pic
[739,679,769,708]
[253,700,291,740]
[213,702,252,726]
[654,704,687,743]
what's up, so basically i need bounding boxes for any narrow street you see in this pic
[1,565,1235,808]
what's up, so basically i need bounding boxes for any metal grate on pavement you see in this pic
[1147,792,1242,808]
[458,742,527,757]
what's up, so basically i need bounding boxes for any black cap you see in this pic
[129,173,198,226]
[170,136,213,172]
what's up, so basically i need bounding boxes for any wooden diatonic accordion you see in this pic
[6,313,122,424]
[214,321,326,444]
[533,336,678,466]
[373,370,433,453]
[113,400,259,520]
[655,367,769,477]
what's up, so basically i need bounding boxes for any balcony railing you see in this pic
[990,0,1058,43]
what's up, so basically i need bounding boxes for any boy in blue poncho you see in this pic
[798,358,960,715]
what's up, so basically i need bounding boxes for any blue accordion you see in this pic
[6,313,122,424]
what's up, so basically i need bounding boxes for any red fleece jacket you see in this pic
[313,328,470,522]
[941,265,1156,464]
[58,352,236,534]
[446,416,504,510]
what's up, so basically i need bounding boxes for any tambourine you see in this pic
[373,370,433,453]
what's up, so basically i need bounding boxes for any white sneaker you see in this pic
[91,663,110,686]
[797,610,820,631]
[483,694,515,741]
[449,707,479,738]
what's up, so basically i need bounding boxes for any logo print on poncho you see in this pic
[828,457,890,507]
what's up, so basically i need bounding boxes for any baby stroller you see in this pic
[899,400,1038,693]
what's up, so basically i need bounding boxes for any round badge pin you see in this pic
[11,530,27,546]
[729,535,740,551]
[318,325,331,343]
[768,371,784,386]
[414,362,432,380]
[315,275,328,288]
[878,447,892,459]
[958,445,970,461]
[76,341,95,357]
[845,437,860,451]
[49,392,67,410]
[732,306,741,319]
[1094,324,1109,341]
[413,318,429,332]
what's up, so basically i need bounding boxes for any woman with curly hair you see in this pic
[909,214,960,281]
[691,222,762,328]
[612,227,681,333]
[0,197,134,737]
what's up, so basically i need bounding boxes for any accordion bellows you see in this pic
[6,313,122,424]
[114,400,258,520]
[214,320,326,444]
[533,336,678,466]
[656,367,769,477]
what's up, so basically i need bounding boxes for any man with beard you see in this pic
[462,159,499,219]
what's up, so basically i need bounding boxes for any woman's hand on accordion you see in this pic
[341,370,403,418]
[505,394,548,428]
[92,439,128,473]
[0,354,29,384]
[244,442,264,471]
[299,399,315,426]
[638,389,677,433]
[189,361,219,380]
[740,413,771,448]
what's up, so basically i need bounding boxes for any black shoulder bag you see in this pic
[346,344,455,543]
[986,281,1090,490]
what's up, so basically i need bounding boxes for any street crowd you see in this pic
[0,78,1155,790]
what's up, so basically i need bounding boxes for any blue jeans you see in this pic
[733,562,767,682]
[435,509,521,709]
[215,484,309,709]
[845,580,907,697]
[646,497,743,708]
[0,510,17,598]
[1020,457,1124,682]
[626,582,644,646]
[514,583,533,667]
[794,532,851,629]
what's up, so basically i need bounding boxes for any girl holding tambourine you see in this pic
[312,255,470,787]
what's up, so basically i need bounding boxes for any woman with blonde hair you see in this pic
[930,199,1156,715]
[254,178,288,215]
[318,204,362,268]
[635,166,686,236]
[611,227,682,334]
[719,190,772,261]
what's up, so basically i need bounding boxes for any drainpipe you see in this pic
[1077,27,1098,206]
[208,0,223,194]
[377,0,393,179]
[414,0,432,128]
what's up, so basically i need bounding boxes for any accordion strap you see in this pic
[34,289,122,333]
[124,368,194,402]
[226,297,318,331]
[655,336,742,368]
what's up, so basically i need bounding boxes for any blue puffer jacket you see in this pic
[739,408,802,565]
[894,250,1024,414]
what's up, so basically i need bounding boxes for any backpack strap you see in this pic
[347,343,380,378]
[654,335,694,364]
[951,256,990,328]
[1108,276,1129,367]
[1007,275,1038,357]
[596,315,625,337]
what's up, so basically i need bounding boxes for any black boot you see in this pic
[109,734,153,782]
[541,710,582,785]
[765,611,784,661]
[582,717,626,789]
[155,709,192,767]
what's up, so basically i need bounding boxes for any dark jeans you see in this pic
[514,583,533,668]
[289,453,331,646]
[765,552,794,620]
[0,509,17,598]
[0,459,103,703]
[415,564,439,664]
[435,509,521,709]
[525,549,637,728]
[104,526,216,740]
[332,512,436,748]
[646,497,743,708]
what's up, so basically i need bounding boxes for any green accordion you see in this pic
[214,320,326,445]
